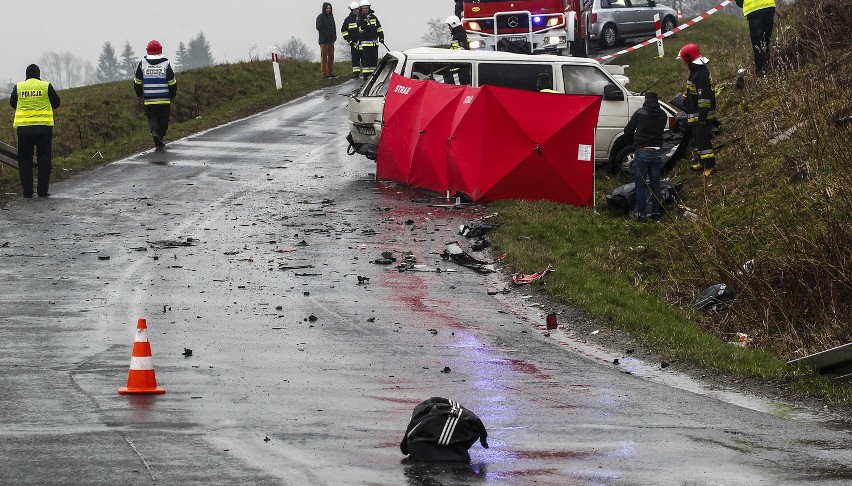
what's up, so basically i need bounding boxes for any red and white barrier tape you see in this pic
[595,0,732,63]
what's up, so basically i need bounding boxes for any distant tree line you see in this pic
[88,32,215,86]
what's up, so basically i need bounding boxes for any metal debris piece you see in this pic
[358,276,371,284]
[442,242,496,273]
[295,240,309,247]
[373,251,397,265]
[789,343,852,382]
[147,239,196,249]
[182,348,193,357]
[278,264,314,271]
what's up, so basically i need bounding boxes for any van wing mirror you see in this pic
[603,84,625,101]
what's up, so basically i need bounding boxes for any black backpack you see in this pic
[400,397,489,462]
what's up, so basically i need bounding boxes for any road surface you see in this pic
[1,82,850,485]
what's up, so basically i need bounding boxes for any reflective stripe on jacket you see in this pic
[685,63,716,125]
[358,13,383,43]
[137,58,175,105]
[13,79,53,127]
[743,0,776,16]
[342,13,360,45]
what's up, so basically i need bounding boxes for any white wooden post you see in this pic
[271,50,283,90]
[654,14,664,58]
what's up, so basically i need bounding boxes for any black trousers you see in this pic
[692,122,716,169]
[361,45,379,79]
[350,45,362,75]
[748,7,775,75]
[16,126,53,197]
[145,104,172,139]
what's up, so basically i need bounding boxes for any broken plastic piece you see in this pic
[512,265,554,285]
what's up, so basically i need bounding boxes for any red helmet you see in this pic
[678,43,701,64]
[146,40,163,55]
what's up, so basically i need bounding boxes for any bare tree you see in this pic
[38,51,92,89]
[421,18,450,46]
[335,39,352,62]
[277,37,315,61]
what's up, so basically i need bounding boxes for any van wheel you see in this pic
[600,24,617,49]
[610,145,635,177]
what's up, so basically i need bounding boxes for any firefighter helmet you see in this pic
[445,15,462,28]
[359,0,370,7]
[677,44,701,64]
[146,40,163,55]
[349,1,359,9]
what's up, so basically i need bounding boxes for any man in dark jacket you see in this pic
[358,0,384,79]
[10,64,61,198]
[679,43,717,176]
[316,2,338,78]
[623,91,668,222]
[455,0,464,19]
[341,2,361,78]
[134,40,177,149]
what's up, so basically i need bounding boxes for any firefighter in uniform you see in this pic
[134,40,177,149]
[679,43,717,176]
[342,2,362,78]
[446,15,468,50]
[357,0,384,80]
[9,64,61,198]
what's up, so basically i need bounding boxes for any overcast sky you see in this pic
[1,0,444,86]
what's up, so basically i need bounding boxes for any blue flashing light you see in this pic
[533,16,542,24]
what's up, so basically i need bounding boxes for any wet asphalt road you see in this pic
[1,81,851,485]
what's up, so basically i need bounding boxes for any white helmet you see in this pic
[359,0,370,7]
[445,15,462,28]
[349,2,359,9]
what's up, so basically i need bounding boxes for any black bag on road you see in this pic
[400,397,489,462]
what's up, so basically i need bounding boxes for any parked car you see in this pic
[584,0,678,49]
[346,47,687,173]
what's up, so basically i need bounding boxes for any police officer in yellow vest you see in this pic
[9,64,61,198]
[736,0,776,75]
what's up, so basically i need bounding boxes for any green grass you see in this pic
[0,59,352,196]
[492,11,852,404]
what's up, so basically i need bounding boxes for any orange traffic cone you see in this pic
[119,318,165,395]
[677,9,683,20]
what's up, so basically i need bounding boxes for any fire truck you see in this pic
[463,0,588,57]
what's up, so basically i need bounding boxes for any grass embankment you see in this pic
[0,60,352,196]
[493,4,852,404]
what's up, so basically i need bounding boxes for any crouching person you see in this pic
[623,91,667,222]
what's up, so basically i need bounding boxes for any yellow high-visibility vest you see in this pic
[13,78,54,128]
[743,0,776,16]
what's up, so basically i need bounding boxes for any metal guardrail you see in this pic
[788,343,852,382]
[0,141,19,170]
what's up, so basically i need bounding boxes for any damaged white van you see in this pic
[347,47,686,174]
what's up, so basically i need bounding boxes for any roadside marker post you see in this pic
[654,14,664,58]
[595,0,733,63]
[271,50,283,90]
